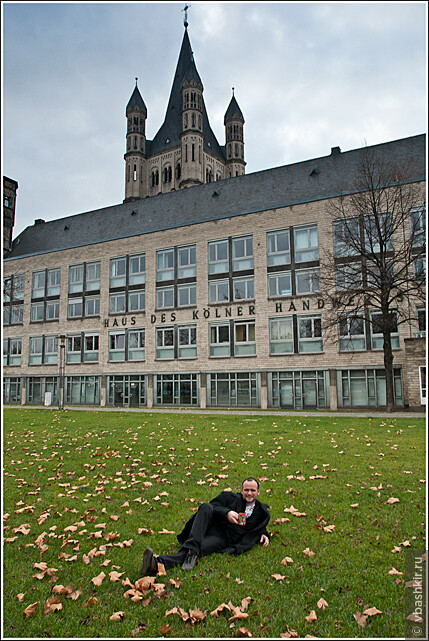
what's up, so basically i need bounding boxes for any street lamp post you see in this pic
[58,334,66,410]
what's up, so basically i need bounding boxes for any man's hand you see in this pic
[260,534,270,547]
[227,510,239,524]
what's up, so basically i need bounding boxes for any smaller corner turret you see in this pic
[224,89,245,178]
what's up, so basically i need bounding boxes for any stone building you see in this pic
[3,176,18,254]
[3,27,426,411]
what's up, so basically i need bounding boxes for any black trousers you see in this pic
[157,503,228,570]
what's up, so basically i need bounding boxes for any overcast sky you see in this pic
[2,1,427,238]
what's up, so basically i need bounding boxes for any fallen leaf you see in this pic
[237,627,252,637]
[24,602,39,618]
[91,571,106,586]
[110,611,125,621]
[388,567,403,575]
[353,612,368,629]
[363,607,383,616]
[158,528,175,534]
[109,571,125,582]
[159,624,171,635]
[272,573,286,581]
[16,593,26,602]
[323,525,335,532]
[67,588,82,600]
[305,610,317,623]
[386,497,399,504]
[303,548,315,557]
[281,557,294,565]
[280,625,300,637]
[169,578,182,588]
[44,596,63,615]
[83,597,98,607]
[211,603,231,617]
[317,598,328,610]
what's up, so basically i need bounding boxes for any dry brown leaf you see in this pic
[109,571,125,582]
[135,576,156,592]
[317,598,328,610]
[281,557,294,565]
[158,528,175,534]
[280,625,299,638]
[66,587,82,600]
[305,610,317,623]
[166,606,190,622]
[169,578,182,588]
[388,567,403,575]
[240,597,252,611]
[363,607,383,616]
[353,611,368,629]
[323,525,335,533]
[189,608,207,623]
[110,611,125,621]
[83,596,98,607]
[386,497,399,504]
[237,627,252,637]
[272,573,286,581]
[303,548,315,557]
[16,593,26,602]
[137,527,154,535]
[159,624,171,635]
[24,602,39,618]
[44,596,63,615]
[91,571,106,586]
[211,602,231,617]
[51,584,72,595]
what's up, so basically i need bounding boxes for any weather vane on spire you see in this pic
[183,4,191,29]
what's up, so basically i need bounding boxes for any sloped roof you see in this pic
[5,135,425,261]
[224,94,244,124]
[147,29,225,162]
[126,83,147,115]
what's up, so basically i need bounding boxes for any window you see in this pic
[68,298,83,318]
[156,286,174,309]
[156,327,174,359]
[333,218,360,257]
[46,268,61,296]
[178,284,196,307]
[109,331,126,361]
[128,290,145,312]
[209,280,230,304]
[235,321,256,356]
[31,302,45,323]
[364,213,393,253]
[129,254,146,285]
[29,335,57,364]
[3,274,24,326]
[155,373,198,406]
[67,335,82,363]
[32,271,46,298]
[157,249,174,281]
[210,324,230,357]
[270,318,294,354]
[410,207,426,247]
[339,314,366,351]
[370,311,399,349]
[46,300,60,321]
[413,257,426,281]
[208,239,229,274]
[335,263,363,290]
[419,366,426,405]
[109,292,126,314]
[267,229,291,266]
[128,329,145,360]
[232,235,253,271]
[294,224,319,262]
[298,316,323,352]
[84,334,99,362]
[178,325,197,358]
[178,245,196,279]
[66,376,100,405]
[110,257,127,288]
[3,338,22,366]
[208,372,258,407]
[417,308,426,338]
[296,268,320,294]
[30,268,61,322]
[69,261,100,318]
[268,272,291,297]
[233,277,254,301]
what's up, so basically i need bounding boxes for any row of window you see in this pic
[5,307,422,367]
[4,367,413,408]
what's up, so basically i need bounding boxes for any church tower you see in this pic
[124,79,147,202]
[124,12,245,202]
[224,90,246,178]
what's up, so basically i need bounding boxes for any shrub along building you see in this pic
[3,25,426,411]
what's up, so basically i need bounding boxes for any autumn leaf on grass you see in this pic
[122,577,134,589]
[280,624,299,638]
[13,524,31,535]
[189,608,207,623]
[109,571,125,582]
[24,602,39,618]
[110,611,125,621]
[159,624,171,635]
[157,562,167,576]
[386,497,400,504]
[305,610,317,623]
[166,606,190,622]
[158,528,175,534]
[66,588,82,600]
[353,611,368,629]
[240,597,252,611]
[169,578,182,589]
[228,603,249,623]
[211,603,231,617]
[272,573,286,582]
[16,593,26,602]
[388,567,403,575]
[303,548,315,557]
[44,596,63,615]
[363,607,383,616]
[317,598,328,610]
[281,557,294,565]
[91,571,106,586]
[323,525,335,533]
[237,627,252,637]
[137,527,154,535]
[51,585,73,595]
[83,597,98,607]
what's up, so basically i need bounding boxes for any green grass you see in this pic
[2,408,426,638]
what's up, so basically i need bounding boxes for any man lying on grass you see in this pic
[140,477,271,574]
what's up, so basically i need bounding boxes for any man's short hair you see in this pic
[242,477,260,489]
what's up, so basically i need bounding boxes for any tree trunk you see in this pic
[383,328,395,412]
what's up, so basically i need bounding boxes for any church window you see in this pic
[185,145,188,162]
[228,144,232,159]
[198,115,202,130]
[184,114,188,129]
[192,113,196,128]
[176,163,181,180]
[192,144,195,162]
[235,144,239,157]
[133,136,137,150]
[133,165,137,181]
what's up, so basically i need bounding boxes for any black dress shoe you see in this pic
[140,547,157,576]
[182,550,198,571]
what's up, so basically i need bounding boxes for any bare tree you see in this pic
[320,148,426,411]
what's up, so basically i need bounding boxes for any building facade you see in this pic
[3,29,426,411]
[3,176,18,254]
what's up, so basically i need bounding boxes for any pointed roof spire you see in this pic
[126,78,147,115]
[224,89,244,124]
[182,4,191,29]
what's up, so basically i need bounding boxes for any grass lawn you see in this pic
[2,408,426,638]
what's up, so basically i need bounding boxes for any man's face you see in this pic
[241,480,260,504]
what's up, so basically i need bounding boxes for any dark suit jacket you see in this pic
[177,491,271,555]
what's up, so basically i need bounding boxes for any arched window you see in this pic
[191,113,196,128]
[133,164,137,181]
[235,144,239,158]
[184,114,188,129]
[133,136,137,150]
[198,115,202,130]
[168,166,172,182]
[176,163,181,180]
